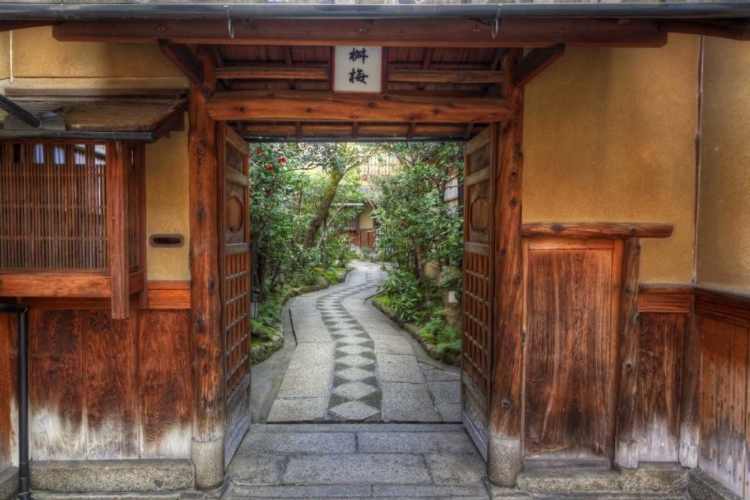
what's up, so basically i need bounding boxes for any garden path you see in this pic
[265,260,461,423]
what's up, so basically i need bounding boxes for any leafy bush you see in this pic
[251,298,282,341]
[421,309,461,354]
[322,266,347,285]
[378,270,424,323]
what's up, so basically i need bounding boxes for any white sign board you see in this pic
[333,46,383,93]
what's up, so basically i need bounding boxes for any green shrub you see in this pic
[251,298,283,341]
[421,309,461,355]
[322,266,347,285]
[377,269,424,323]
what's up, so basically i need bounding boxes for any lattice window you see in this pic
[0,142,108,270]
[463,252,491,398]
[225,252,251,396]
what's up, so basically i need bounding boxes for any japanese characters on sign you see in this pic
[333,45,383,93]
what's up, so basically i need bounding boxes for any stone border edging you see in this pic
[371,297,461,367]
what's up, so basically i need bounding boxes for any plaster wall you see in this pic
[9,27,186,89]
[697,38,750,294]
[145,121,191,281]
[359,203,375,230]
[524,34,699,284]
[0,33,9,82]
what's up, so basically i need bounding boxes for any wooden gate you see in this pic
[218,124,251,464]
[461,125,497,460]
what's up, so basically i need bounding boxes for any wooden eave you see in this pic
[0,95,187,141]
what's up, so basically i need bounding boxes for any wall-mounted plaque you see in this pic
[333,46,383,93]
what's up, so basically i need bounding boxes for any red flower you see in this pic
[255,148,263,155]
[265,164,274,171]
[279,157,287,164]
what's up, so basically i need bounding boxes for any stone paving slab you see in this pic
[381,382,442,422]
[227,454,287,485]
[358,432,478,454]
[428,380,462,404]
[426,453,487,485]
[237,432,356,455]
[377,353,424,383]
[249,423,466,433]
[267,397,328,422]
[281,454,432,485]
[372,485,489,497]
[276,365,332,398]
[287,343,333,367]
[437,403,462,422]
[225,484,374,498]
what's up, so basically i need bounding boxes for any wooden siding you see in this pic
[0,307,193,462]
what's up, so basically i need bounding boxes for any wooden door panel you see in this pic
[462,125,497,460]
[218,124,251,465]
[524,240,619,461]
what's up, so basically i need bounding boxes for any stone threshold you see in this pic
[688,468,742,500]
[31,459,194,494]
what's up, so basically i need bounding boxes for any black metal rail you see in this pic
[0,303,29,500]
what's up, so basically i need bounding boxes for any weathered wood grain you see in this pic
[84,312,138,459]
[107,142,130,320]
[389,70,505,84]
[524,245,616,460]
[215,66,329,81]
[679,314,701,468]
[695,287,750,328]
[615,238,641,468]
[0,272,111,298]
[52,18,667,48]
[159,41,204,85]
[698,316,748,498]
[522,222,674,240]
[637,313,686,463]
[29,310,87,460]
[207,91,510,124]
[146,281,192,310]
[0,314,14,466]
[138,310,193,458]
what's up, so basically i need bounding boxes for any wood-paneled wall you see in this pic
[0,299,193,464]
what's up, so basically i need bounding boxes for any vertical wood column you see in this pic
[615,238,641,468]
[488,49,525,487]
[107,141,129,320]
[188,50,225,489]
[679,311,701,467]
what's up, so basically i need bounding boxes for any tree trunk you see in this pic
[303,171,344,247]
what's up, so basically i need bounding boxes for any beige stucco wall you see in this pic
[359,203,375,230]
[524,34,699,284]
[145,121,191,281]
[0,33,9,82]
[8,26,186,89]
[697,38,750,293]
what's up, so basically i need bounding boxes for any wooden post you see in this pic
[188,50,225,489]
[107,141,129,320]
[615,238,641,468]
[488,49,524,487]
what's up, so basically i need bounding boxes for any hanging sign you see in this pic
[333,45,383,93]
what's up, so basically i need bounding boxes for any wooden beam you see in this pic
[0,272,111,298]
[53,18,667,48]
[241,122,466,139]
[107,141,129,320]
[188,52,225,489]
[513,44,566,87]
[489,48,524,487]
[159,41,204,85]
[660,19,750,41]
[215,66,330,80]
[208,91,510,123]
[389,69,504,84]
[614,238,641,469]
[521,222,674,239]
[417,48,433,91]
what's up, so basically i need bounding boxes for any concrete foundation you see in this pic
[192,438,225,490]
[30,459,194,493]
[688,468,742,500]
[487,435,523,487]
[0,467,18,500]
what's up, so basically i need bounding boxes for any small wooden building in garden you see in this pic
[1,2,750,499]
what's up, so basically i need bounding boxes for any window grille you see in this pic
[0,142,108,270]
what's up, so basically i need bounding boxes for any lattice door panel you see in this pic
[218,124,251,465]
[461,125,497,461]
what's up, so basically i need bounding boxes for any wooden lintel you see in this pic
[208,91,510,123]
[241,122,466,139]
[521,222,674,240]
[215,66,330,80]
[513,44,566,88]
[53,18,667,48]
[159,41,204,85]
[389,69,504,84]
[659,19,750,41]
[0,272,111,298]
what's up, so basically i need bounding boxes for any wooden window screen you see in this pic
[0,142,108,270]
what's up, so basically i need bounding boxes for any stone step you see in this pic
[515,462,687,496]
[32,492,181,500]
[0,467,18,500]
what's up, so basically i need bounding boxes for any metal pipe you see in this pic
[0,303,29,500]
[0,2,749,21]
[0,130,157,142]
[0,95,40,129]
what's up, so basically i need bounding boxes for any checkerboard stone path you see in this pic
[267,260,461,423]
